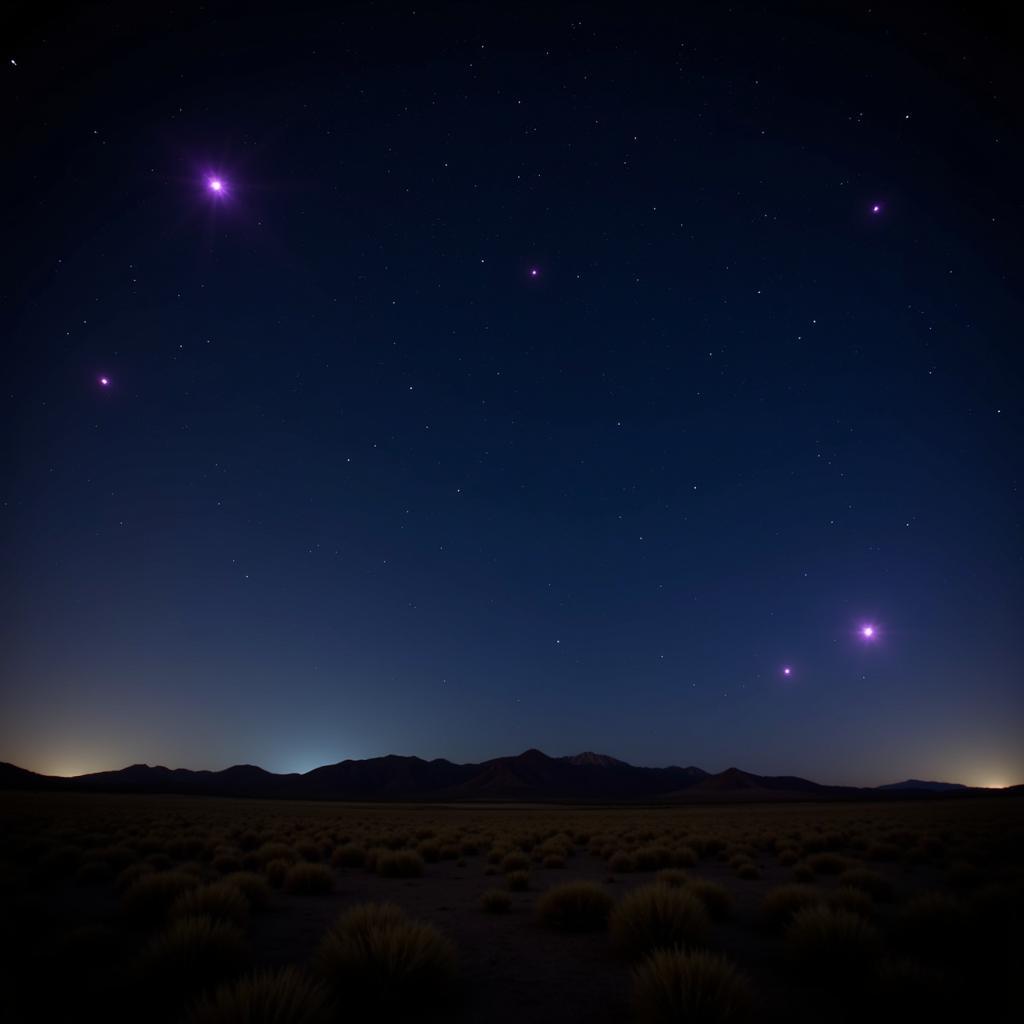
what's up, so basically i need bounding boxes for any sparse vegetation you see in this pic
[610,884,711,959]
[314,902,457,1011]
[479,888,512,913]
[185,967,333,1024]
[2,789,1017,1024]
[536,881,614,931]
[284,862,334,894]
[632,949,753,1024]
[138,915,247,997]
[785,905,880,981]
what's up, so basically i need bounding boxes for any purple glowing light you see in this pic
[782,666,792,677]
[871,204,881,214]
[98,376,110,387]
[209,178,224,193]
[529,267,539,277]
[860,624,876,639]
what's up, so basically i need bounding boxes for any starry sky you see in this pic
[3,2,1022,787]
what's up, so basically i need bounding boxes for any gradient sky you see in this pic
[3,2,1021,787]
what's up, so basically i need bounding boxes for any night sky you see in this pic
[3,3,1022,787]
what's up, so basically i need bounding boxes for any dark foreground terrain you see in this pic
[1,792,1018,1023]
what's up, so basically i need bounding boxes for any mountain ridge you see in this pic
[0,753,1011,803]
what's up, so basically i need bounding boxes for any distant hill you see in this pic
[877,779,969,792]
[0,754,1011,804]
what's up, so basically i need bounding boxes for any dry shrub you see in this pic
[185,967,333,1024]
[139,915,247,997]
[222,872,272,910]
[331,844,365,868]
[172,882,250,925]
[634,846,672,871]
[314,902,457,1011]
[284,863,334,895]
[806,852,847,875]
[892,892,969,961]
[506,870,530,891]
[828,886,874,919]
[376,850,424,878]
[688,880,733,921]
[610,884,711,959]
[500,851,530,873]
[265,859,289,888]
[535,881,613,932]
[632,949,753,1024]
[609,851,636,873]
[656,869,689,889]
[785,906,880,981]
[734,862,760,880]
[838,868,893,902]
[542,854,566,869]
[673,847,698,868]
[760,885,821,928]
[480,889,512,913]
[123,870,199,922]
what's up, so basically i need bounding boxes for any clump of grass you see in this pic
[284,863,334,895]
[632,949,753,1024]
[785,905,880,981]
[314,902,457,1012]
[506,869,530,891]
[331,844,366,868]
[610,884,711,959]
[656,869,689,889]
[123,870,199,922]
[892,892,968,961]
[172,882,250,925]
[139,916,247,998]
[806,852,847,875]
[542,854,566,869]
[185,967,333,1024]
[265,859,289,888]
[689,880,733,921]
[500,851,530,873]
[734,862,760,880]
[760,885,821,929]
[609,851,636,873]
[673,847,698,868]
[479,889,512,913]
[376,850,424,878]
[535,881,613,932]
[838,868,892,902]
[222,872,272,910]
[828,886,874,919]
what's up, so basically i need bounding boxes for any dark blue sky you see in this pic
[3,2,1021,785]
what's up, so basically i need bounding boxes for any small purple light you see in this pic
[529,267,539,277]
[209,178,223,193]
[861,624,876,639]
[98,376,110,387]
[782,666,792,677]
[871,204,881,214]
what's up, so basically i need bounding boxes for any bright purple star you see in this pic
[529,267,539,278]
[871,203,881,214]
[782,666,792,677]
[208,178,224,193]
[860,624,876,639]
[98,376,110,387]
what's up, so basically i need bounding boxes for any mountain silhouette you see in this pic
[0,753,1000,803]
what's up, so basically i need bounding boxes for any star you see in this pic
[528,267,539,278]
[98,376,111,387]
[871,203,882,214]
[209,178,224,193]
[860,624,877,639]
[782,666,792,677]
